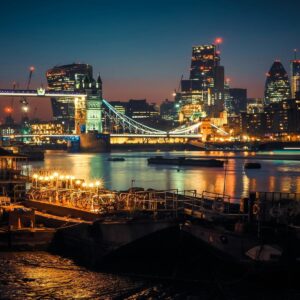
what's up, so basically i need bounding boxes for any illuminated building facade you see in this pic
[247,98,264,113]
[241,99,300,139]
[176,43,225,123]
[46,64,94,132]
[240,112,266,136]
[109,101,127,115]
[30,122,64,135]
[291,60,300,99]
[264,61,291,104]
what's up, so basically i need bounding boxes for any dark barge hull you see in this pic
[148,157,224,167]
[0,228,56,250]
[183,222,300,276]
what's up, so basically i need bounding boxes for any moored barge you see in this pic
[147,156,224,167]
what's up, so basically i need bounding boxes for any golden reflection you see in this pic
[297,178,300,193]
[268,176,276,191]
[242,171,250,198]
[32,151,300,198]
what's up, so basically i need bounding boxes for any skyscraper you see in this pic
[264,61,291,104]
[46,64,93,132]
[176,43,225,123]
[291,60,300,99]
[190,44,220,81]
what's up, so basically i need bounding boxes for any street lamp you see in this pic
[33,173,38,187]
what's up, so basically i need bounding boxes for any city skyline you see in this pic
[0,0,300,121]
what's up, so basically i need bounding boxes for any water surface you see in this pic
[28,150,300,199]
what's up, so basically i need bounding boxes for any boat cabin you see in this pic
[0,148,28,202]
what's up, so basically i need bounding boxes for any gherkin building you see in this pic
[264,61,291,104]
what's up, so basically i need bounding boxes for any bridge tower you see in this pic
[76,74,110,152]
[85,74,102,133]
[74,96,87,134]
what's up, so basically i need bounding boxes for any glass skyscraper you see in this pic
[46,64,93,132]
[264,61,291,104]
[176,44,225,123]
[291,60,300,99]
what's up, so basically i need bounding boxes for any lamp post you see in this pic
[131,179,135,191]
[70,176,75,188]
[32,174,38,188]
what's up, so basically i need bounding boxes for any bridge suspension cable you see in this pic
[102,99,167,135]
[169,122,202,135]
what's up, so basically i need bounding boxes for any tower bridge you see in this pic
[0,88,229,151]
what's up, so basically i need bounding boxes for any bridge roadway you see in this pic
[0,89,86,98]
[1,133,201,139]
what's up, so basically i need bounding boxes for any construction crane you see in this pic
[20,66,35,121]
[173,74,183,96]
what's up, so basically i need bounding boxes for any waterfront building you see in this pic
[227,115,241,137]
[46,64,95,132]
[264,61,291,104]
[240,112,266,137]
[176,43,225,123]
[0,124,21,137]
[241,98,300,140]
[291,60,300,99]
[30,121,64,135]
[264,99,300,136]
[247,98,264,113]
[229,88,247,114]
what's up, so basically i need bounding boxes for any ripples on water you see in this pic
[0,252,148,299]
[28,151,300,199]
[1,252,299,299]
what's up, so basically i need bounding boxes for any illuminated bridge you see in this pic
[0,88,228,149]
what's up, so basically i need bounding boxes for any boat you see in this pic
[108,157,125,162]
[182,190,300,273]
[244,162,261,169]
[2,145,45,161]
[0,204,56,250]
[0,148,28,201]
[147,156,224,167]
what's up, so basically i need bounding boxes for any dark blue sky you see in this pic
[0,0,299,120]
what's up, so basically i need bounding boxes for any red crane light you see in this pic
[215,37,223,44]
[4,107,13,114]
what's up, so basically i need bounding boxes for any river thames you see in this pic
[30,150,300,199]
[1,150,300,299]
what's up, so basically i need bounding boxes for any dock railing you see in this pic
[117,189,182,217]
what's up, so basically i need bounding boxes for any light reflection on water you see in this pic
[0,252,147,299]
[29,151,300,199]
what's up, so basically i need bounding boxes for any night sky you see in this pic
[0,0,299,121]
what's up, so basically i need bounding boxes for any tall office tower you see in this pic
[291,59,300,99]
[190,44,220,80]
[264,61,291,104]
[177,43,225,123]
[46,64,93,132]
